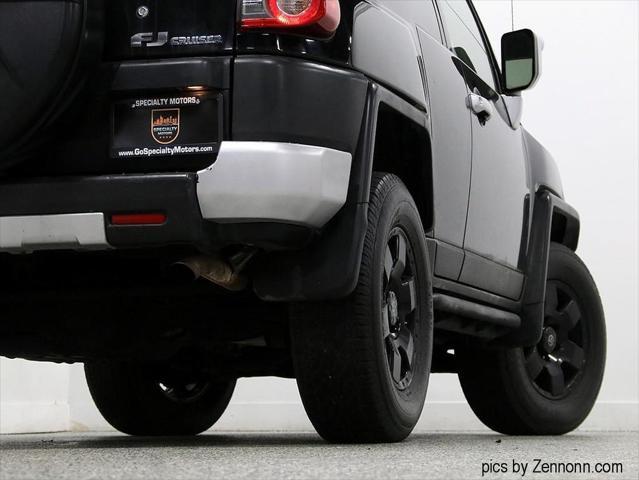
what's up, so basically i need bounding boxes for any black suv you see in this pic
[0,0,606,442]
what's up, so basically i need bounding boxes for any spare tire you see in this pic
[0,0,103,166]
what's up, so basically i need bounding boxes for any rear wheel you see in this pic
[290,173,433,443]
[85,361,235,436]
[457,243,606,435]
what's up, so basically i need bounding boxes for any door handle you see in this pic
[466,93,493,122]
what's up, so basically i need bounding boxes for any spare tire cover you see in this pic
[0,0,100,163]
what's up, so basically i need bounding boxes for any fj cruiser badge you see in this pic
[151,109,180,144]
[131,32,222,48]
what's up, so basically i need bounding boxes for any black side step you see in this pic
[433,293,521,340]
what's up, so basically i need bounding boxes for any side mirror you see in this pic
[501,29,543,94]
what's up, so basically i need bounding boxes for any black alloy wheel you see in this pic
[383,228,418,392]
[525,280,587,399]
[157,375,212,404]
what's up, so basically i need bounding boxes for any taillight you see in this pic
[241,0,340,35]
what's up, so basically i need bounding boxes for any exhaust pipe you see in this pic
[173,249,257,292]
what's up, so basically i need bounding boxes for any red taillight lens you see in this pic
[111,213,167,226]
[241,0,340,34]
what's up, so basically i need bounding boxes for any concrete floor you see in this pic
[0,432,637,480]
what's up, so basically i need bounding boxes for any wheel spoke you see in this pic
[389,235,407,288]
[397,330,414,371]
[381,304,391,338]
[384,246,394,288]
[387,338,402,383]
[558,340,585,370]
[545,282,559,316]
[398,277,417,315]
[394,234,407,270]
[546,362,566,396]
[526,349,545,380]
[558,299,581,334]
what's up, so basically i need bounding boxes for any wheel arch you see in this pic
[523,128,564,199]
[370,95,434,234]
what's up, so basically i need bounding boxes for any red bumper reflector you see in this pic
[111,213,167,226]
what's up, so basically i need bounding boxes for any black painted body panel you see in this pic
[232,56,369,154]
[524,128,564,197]
[105,0,235,60]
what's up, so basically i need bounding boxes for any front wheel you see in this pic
[457,243,606,435]
[290,173,434,443]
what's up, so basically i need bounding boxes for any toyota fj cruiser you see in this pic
[0,0,606,442]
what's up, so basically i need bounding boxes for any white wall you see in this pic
[1,0,638,434]
[0,359,69,434]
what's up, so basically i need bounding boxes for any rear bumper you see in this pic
[0,142,351,253]
[198,142,351,227]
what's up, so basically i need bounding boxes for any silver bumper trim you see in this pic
[0,213,110,253]
[196,142,352,228]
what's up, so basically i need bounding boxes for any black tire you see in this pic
[290,172,433,443]
[457,243,606,435]
[85,361,236,436]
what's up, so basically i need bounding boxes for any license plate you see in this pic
[111,93,222,159]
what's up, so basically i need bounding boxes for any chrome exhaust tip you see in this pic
[173,255,248,292]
